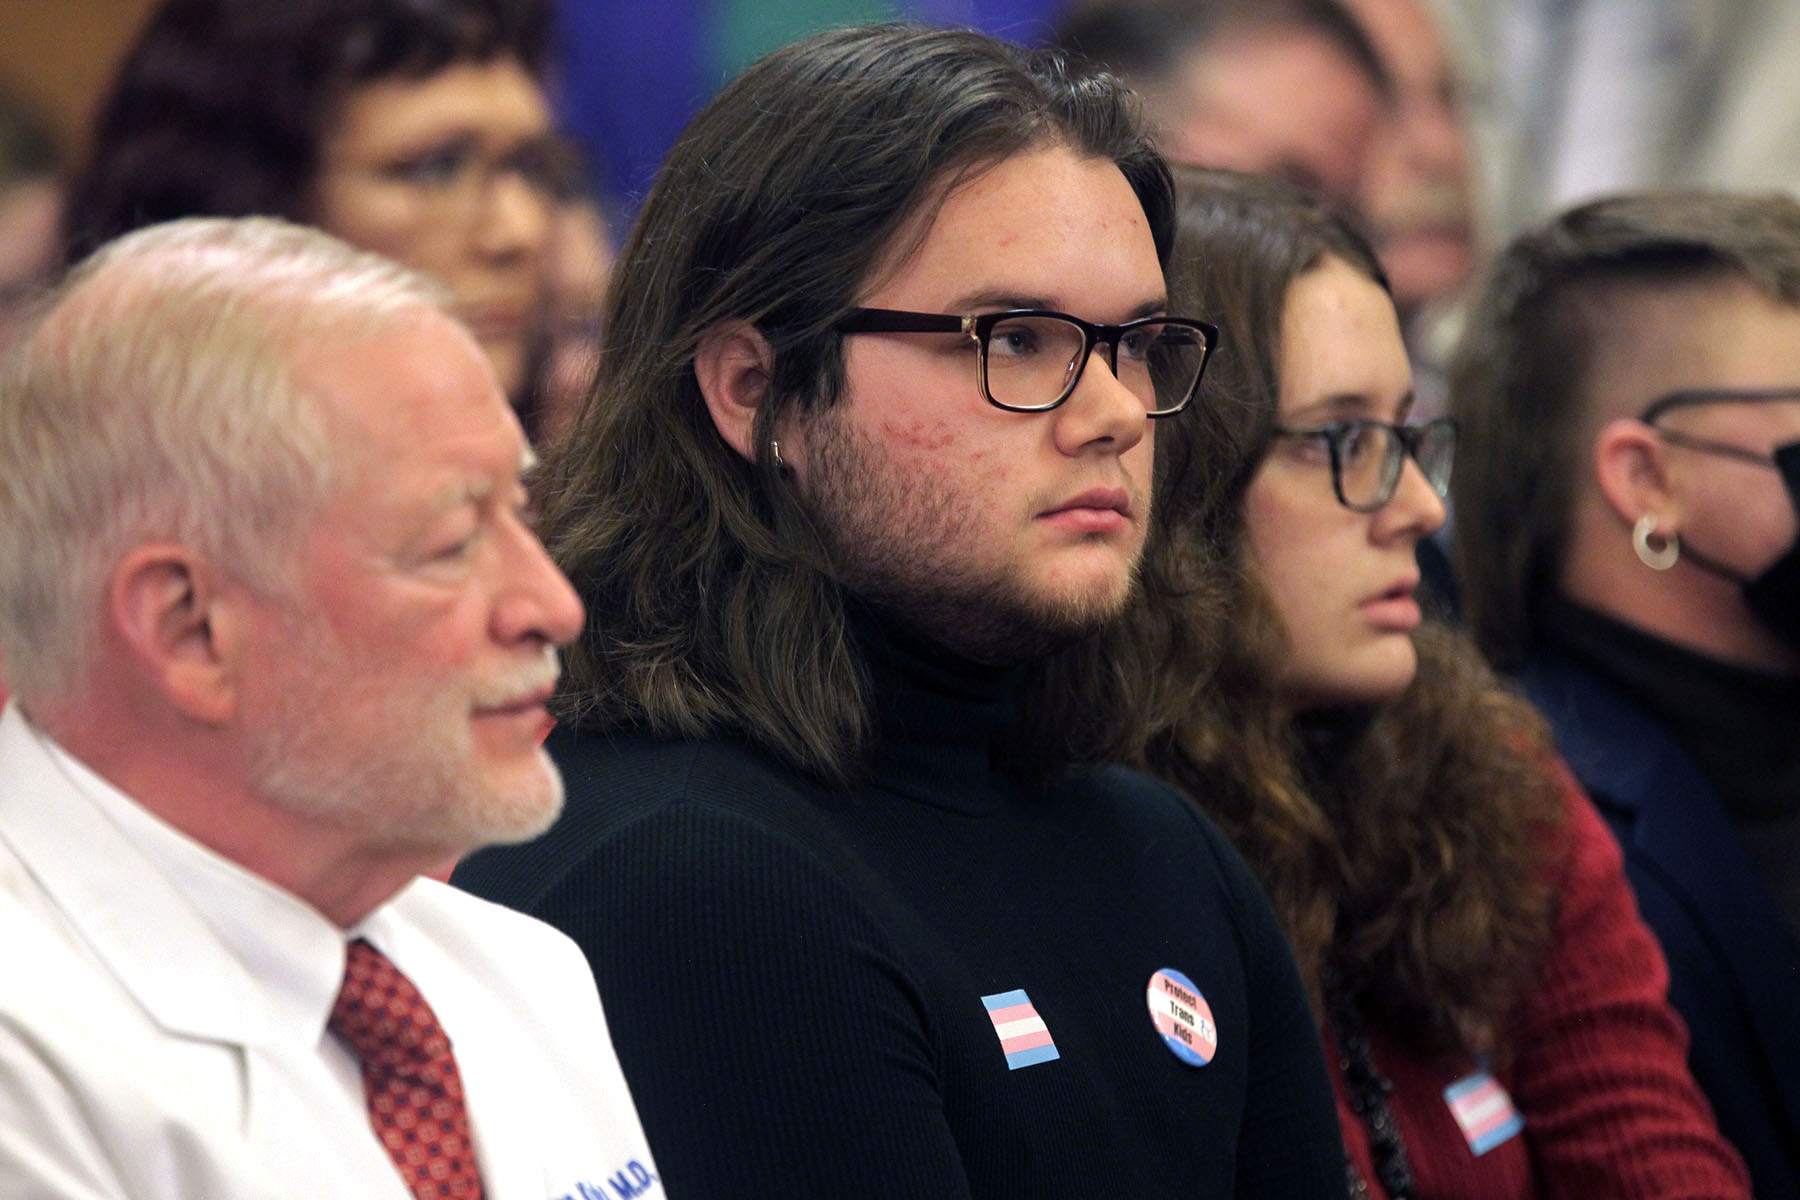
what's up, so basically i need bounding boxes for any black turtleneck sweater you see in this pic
[453,622,1345,1199]
[1539,596,1800,941]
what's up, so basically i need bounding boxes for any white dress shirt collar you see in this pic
[0,704,353,1050]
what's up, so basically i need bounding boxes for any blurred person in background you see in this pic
[1340,0,1478,411]
[1052,0,1389,210]
[0,87,62,352]
[0,88,62,711]
[535,165,615,447]
[62,0,564,437]
[1439,0,1800,246]
[1453,190,1800,1199]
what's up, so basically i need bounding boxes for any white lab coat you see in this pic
[0,704,660,1200]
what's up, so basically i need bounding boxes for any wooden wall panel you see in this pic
[0,0,159,161]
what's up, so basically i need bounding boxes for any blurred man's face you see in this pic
[1345,0,1476,317]
[1157,27,1384,207]
[793,145,1166,663]
[239,310,585,858]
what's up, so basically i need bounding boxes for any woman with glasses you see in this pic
[62,0,565,436]
[1040,167,1750,1198]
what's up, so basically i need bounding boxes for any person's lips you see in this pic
[474,670,559,740]
[1358,575,1423,631]
[477,682,555,716]
[1039,487,1133,534]
[460,304,529,343]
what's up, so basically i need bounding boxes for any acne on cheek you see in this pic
[879,418,960,452]
[963,446,1017,485]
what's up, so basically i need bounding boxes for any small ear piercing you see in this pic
[769,439,794,477]
[1633,513,1680,570]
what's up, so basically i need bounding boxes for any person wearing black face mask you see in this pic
[1637,389,1800,648]
[1748,443,1800,635]
[1452,192,1800,1200]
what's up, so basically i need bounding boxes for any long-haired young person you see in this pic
[1052,166,1751,1198]
[455,28,1345,1198]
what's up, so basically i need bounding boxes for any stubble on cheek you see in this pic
[800,408,1140,663]
[877,414,961,452]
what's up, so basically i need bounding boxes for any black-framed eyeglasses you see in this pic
[834,307,1218,417]
[1274,416,1457,512]
[1639,386,1800,470]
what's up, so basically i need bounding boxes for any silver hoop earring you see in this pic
[770,439,790,475]
[1633,513,1680,570]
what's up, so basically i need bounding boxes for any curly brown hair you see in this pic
[1032,168,1564,1057]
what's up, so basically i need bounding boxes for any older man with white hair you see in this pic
[0,216,657,1199]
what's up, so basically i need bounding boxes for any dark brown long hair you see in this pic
[1042,168,1562,1056]
[538,24,1173,787]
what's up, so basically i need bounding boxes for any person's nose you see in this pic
[1374,453,1447,542]
[473,168,552,264]
[1405,98,1470,179]
[491,516,584,648]
[1050,344,1148,458]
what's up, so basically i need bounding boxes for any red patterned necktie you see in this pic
[328,938,485,1199]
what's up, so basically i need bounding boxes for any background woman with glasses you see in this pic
[62,0,564,436]
[1032,167,1750,1199]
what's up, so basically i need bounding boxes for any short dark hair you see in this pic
[540,22,1173,785]
[62,0,547,262]
[1050,0,1389,100]
[1450,189,1800,669]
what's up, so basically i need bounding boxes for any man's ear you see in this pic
[1593,416,1681,529]
[108,544,239,725]
[694,319,774,462]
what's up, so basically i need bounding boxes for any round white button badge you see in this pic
[1147,967,1217,1066]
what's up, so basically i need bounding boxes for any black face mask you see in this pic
[1741,441,1800,648]
[1688,440,1800,649]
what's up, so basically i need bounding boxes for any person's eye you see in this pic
[434,533,479,561]
[1119,327,1155,362]
[381,141,475,189]
[1278,430,1331,464]
[504,142,560,193]
[423,516,484,563]
[1294,435,1333,464]
[987,320,1041,359]
[1337,422,1383,463]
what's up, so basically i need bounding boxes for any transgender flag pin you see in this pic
[981,989,1060,1070]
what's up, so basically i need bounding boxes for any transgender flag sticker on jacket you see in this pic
[981,989,1059,1070]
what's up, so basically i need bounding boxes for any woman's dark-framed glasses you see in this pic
[834,307,1218,417]
[1276,416,1457,512]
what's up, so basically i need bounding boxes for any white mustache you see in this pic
[471,646,561,710]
